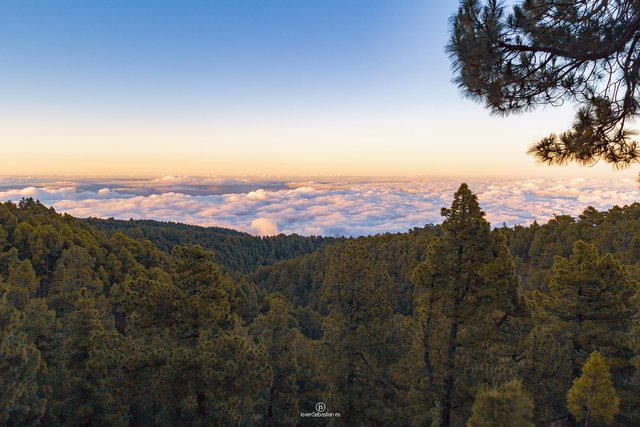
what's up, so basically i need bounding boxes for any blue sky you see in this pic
[0,1,633,178]
[2,1,442,113]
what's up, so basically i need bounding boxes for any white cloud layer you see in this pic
[0,177,638,236]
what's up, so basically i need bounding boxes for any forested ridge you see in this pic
[1,185,639,426]
[83,217,341,274]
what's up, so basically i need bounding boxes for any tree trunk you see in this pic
[197,391,207,418]
[438,321,459,427]
[266,385,275,426]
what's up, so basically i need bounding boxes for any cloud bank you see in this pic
[0,176,638,236]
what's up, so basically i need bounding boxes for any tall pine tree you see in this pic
[412,183,521,426]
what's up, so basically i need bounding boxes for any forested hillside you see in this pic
[84,217,341,274]
[1,186,639,426]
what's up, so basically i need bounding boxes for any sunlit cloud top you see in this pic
[1,176,638,237]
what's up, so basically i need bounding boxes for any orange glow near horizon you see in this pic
[2,105,638,180]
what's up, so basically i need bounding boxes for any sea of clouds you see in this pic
[0,176,638,237]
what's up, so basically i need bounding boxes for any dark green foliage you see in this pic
[251,295,303,426]
[504,202,640,292]
[250,251,326,310]
[0,195,639,425]
[528,240,639,424]
[48,289,128,426]
[6,259,38,309]
[0,200,271,425]
[413,184,522,426]
[449,0,640,168]
[468,379,534,427]
[111,245,270,426]
[321,241,411,426]
[0,289,47,425]
[250,225,436,314]
[567,351,620,426]
[85,217,340,274]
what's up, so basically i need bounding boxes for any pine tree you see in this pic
[30,224,65,279]
[152,331,269,426]
[251,294,300,426]
[49,288,128,426]
[467,379,534,427]
[449,0,640,169]
[567,352,620,426]
[49,247,103,316]
[293,336,327,421]
[519,322,571,422]
[321,241,402,425]
[0,288,48,425]
[530,241,639,423]
[112,246,270,426]
[631,287,640,399]
[6,259,38,309]
[412,183,521,426]
[170,245,233,335]
[388,315,433,426]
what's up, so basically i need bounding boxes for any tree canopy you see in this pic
[1,197,639,425]
[468,379,534,427]
[567,351,620,426]
[449,0,640,168]
[413,184,522,426]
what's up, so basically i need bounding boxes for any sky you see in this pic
[2,0,636,178]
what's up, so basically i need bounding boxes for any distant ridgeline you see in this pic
[1,191,639,426]
[83,217,343,274]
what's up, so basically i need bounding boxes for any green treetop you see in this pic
[467,379,534,427]
[529,240,639,423]
[568,351,620,426]
[413,183,522,427]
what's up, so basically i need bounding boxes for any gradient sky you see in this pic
[1,0,636,178]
